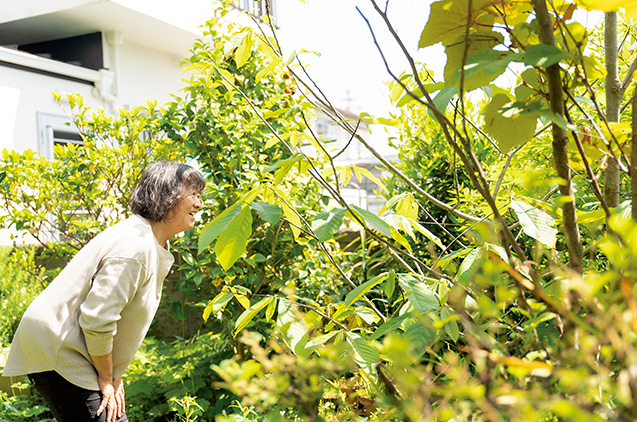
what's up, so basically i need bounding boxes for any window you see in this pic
[3,33,104,71]
[37,112,84,160]
[234,0,276,22]
[36,113,87,242]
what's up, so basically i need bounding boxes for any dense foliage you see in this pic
[3,0,637,421]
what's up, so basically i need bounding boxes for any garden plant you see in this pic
[2,0,637,421]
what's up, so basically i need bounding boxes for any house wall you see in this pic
[0,62,103,154]
[116,39,185,107]
[0,36,187,156]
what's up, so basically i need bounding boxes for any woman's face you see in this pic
[166,188,202,235]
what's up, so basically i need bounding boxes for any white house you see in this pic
[0,0,269,158]
[0,0,392,212]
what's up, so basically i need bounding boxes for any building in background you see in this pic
[0,0,234,158]
[0,0,393,211]
[308,108,397,213]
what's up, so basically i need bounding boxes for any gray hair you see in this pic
[130,161,205,222]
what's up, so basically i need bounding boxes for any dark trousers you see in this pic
[28,371,128,422]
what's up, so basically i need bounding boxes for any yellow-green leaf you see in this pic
[265,297,277,321]
[235,32,253,69]
[483,94,538,153]
[419,0,496,49]
[273,187,302,239]
[235,297,272,336]
[235,294,251,310]
[396,194,419,220]
[215,204,253,270]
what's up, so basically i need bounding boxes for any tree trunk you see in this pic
[605,12,621,208]
[630,95,637,221]
[533,0,583,272]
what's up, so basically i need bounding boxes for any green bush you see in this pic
[0,389,51,422]
[124,333,235,421]
[0,247,45,347]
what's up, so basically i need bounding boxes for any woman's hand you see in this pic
[96,375,123,422]
[114,377,125,417]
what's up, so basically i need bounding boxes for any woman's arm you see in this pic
[91,352,125,422]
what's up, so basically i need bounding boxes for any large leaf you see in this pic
[419,0,496,48]
[451,49,523,85]
[524,44,572,68]
[403,321,437,358]
[344,273,388,307]
[250,201,281,226]
[483,93,538,153]
[311,207,346,242]
[234,297,273,336]
[398,274,439,312]
[198,201,242,253]
[273,187,302,239]
[576,0,637,18]
[350,205,392,238]
[407,217,443,249]
[443,30,505,91]
[215,204,253,270]
[510,200,557,248]
[276,298,310,357]
[440,307,460,343]
[346,332,380,372]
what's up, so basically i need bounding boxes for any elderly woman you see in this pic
[3,161,204,422]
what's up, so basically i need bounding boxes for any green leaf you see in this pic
[251,202,281,226]
[265,297,277,322]
[311,207,346,242]
[255,57,282,81]
[483,93,538,152]
[345,273,388,307]
[350,205,392,238]
[276,298,310,357]
[224,32,248,57]
[419,0,495,48]
[198,201,243,254]
[385,270,396,299]
[457,247,483,285]
[451,49,522,86]
[440,307,460,342]
[403,321,437,358]
[398,274,439,312]
[234,297,272,336]
[234,32,253,69]
[203,292,234,322]
[215,204,253,270]
[538,109,577,131]
[396,193,419,220]
[407,217,443,249]
[380,193,410,215]
[428,85,458,118]
[346,332,380,371]
[370,313,410,340]
[305,331,339,349]
[524,44,572,67]
[510,200,557,248]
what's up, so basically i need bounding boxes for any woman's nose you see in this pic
[193,195,202,209]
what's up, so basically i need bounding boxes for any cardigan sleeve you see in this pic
[79,257,146,356]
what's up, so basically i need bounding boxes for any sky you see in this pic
[164,0,605,117]
[272,0,605,117]
[275,0,437,116]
